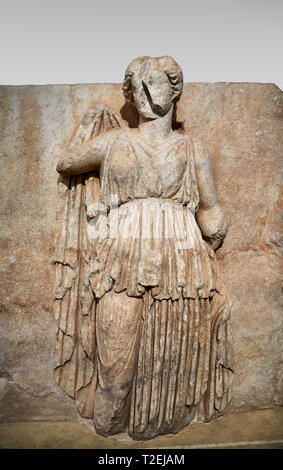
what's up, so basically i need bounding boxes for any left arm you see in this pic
[194,140,228,250]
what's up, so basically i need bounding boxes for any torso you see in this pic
[92,128,214,300]
[106,128,189,202]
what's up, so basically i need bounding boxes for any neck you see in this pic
[138,105,173,139]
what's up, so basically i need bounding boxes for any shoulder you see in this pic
[105,126,129,143]
[91,126,126,148]
[106,127,127,138]
[186,135,209,153]
[185,135,211,166]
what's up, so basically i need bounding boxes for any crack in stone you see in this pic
[9,377,56,399]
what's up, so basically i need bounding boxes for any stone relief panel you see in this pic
[0,76,281,426]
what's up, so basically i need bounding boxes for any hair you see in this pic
[122,56,183,104]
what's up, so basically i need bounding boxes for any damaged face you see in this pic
[131,68,174,120]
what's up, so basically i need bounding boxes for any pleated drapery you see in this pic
[88,198,219,301]
[129,291,233,439]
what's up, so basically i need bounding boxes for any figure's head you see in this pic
[123,56,183,120]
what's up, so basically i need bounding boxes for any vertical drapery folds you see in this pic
[130,291,233,439]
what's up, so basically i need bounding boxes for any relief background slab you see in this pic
[0,82,282,422]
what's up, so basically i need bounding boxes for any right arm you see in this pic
[56,133,109,176]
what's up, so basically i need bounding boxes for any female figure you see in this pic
[55,56,233,440]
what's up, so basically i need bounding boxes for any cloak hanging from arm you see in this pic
[53,104,124,418]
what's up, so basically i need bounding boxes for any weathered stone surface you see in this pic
[0,79,282,425]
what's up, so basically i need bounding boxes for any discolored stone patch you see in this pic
[0,408,282,449]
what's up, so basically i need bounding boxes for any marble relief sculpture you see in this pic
[54,56,234,440]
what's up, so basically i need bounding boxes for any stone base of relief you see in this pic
[0,82,282,429]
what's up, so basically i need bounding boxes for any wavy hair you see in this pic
[122,56,183,104]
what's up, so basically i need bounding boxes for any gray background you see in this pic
[0,0,282,89]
